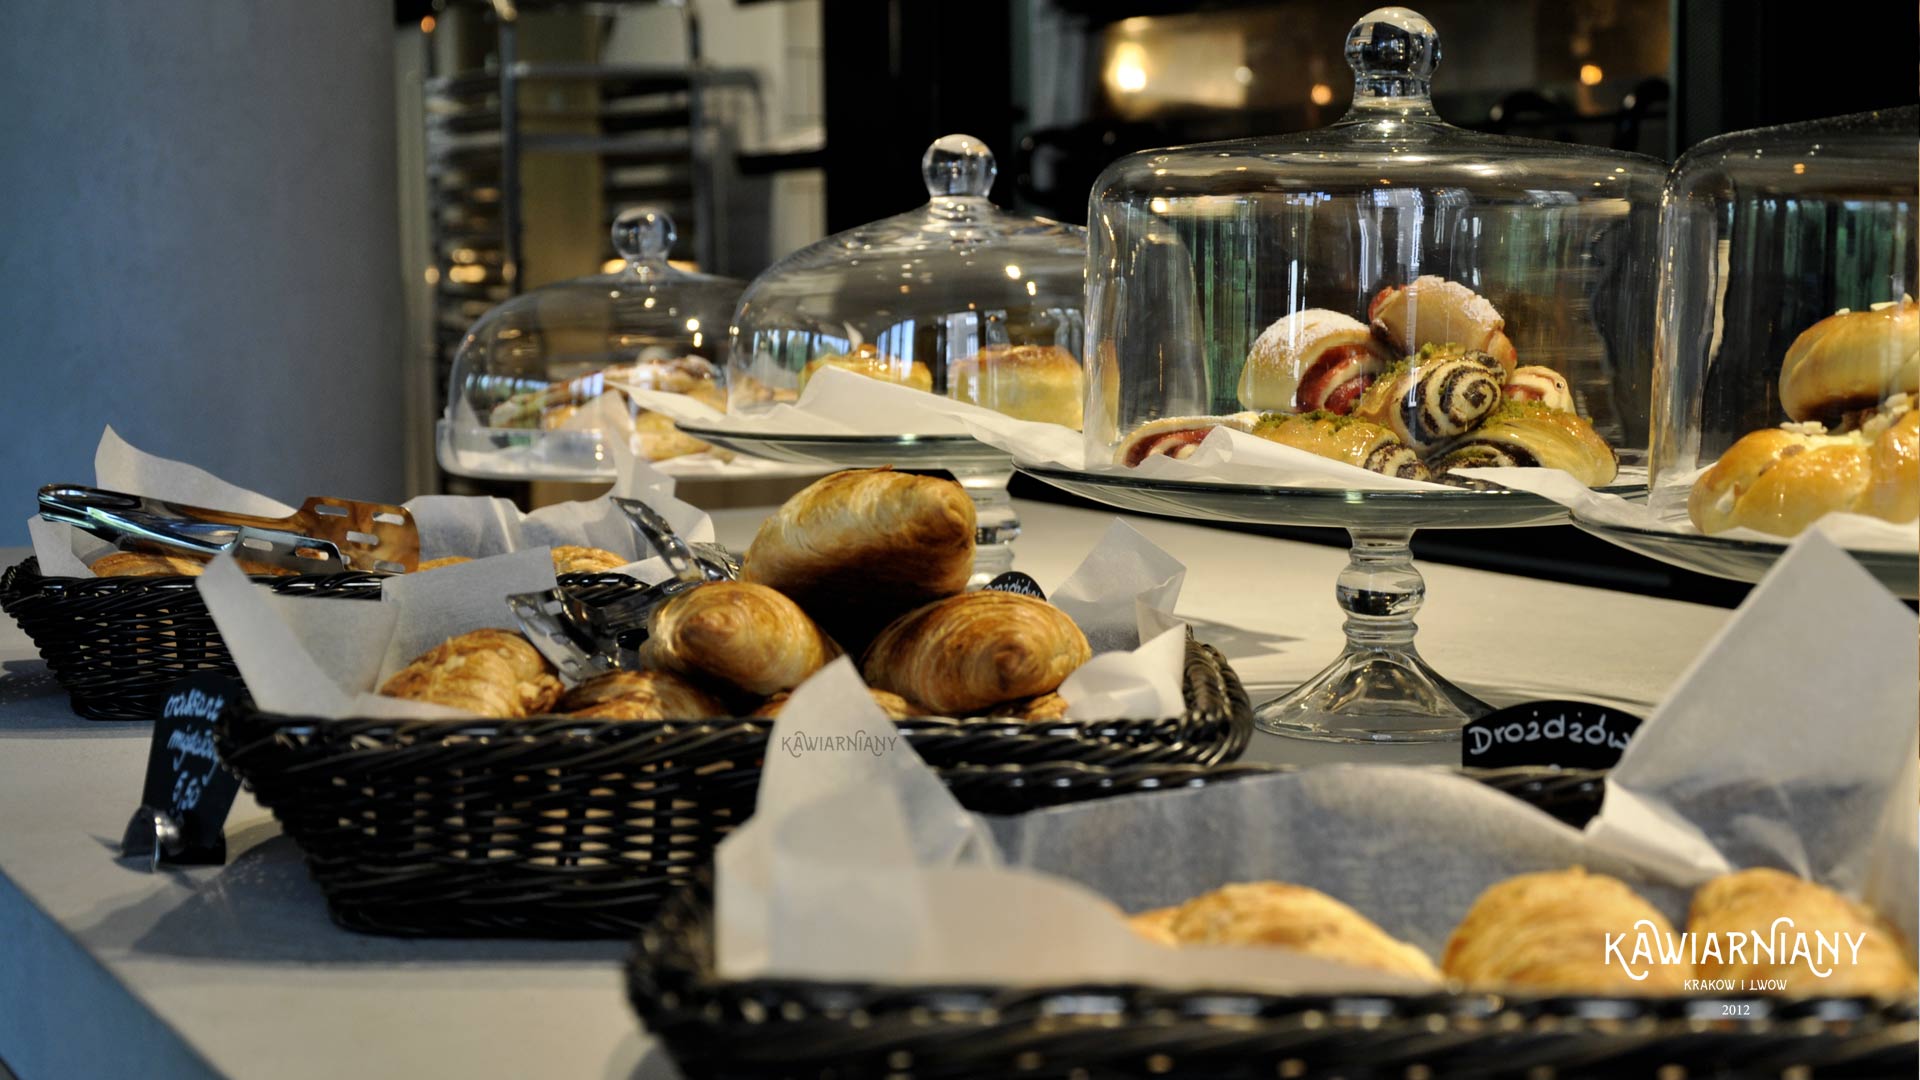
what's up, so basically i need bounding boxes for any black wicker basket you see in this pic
[0,557,644,721]
[217,636,1253,938]
[627,766,1918,1080]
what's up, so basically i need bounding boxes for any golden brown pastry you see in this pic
[1368,276,1519,374]
[752,687,916,720]
[1352,345,1507,455]
[1113,413,1258,466]
[550,545,629,575]
[1778,299,1919,423]
[799,343,933,394]
[637,581,839,697]
[90,551,298,578]
[606,355,724,396]
[947,344,1085,428]
[1248,411,1429,479]
[1134,882,1441,983]
[1688,396,1919,535]
[1503,365,1575,411]
[557,669,726,720]
[1688,868,1917,996]
[379,628,564,718]
[985,691,1070,722]
[1237,308,1395,415]
[741,469,975,648]
[861,592,1090,715]
[1430,401,1619,486]
[415,556,474,572]
[1443,868,1688,993]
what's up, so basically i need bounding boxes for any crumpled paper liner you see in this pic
[719,531,1918,995]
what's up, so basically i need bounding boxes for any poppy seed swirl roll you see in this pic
[1354,348,1505,455]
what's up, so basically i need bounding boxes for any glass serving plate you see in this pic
[1022,463,1645,744]
[1571,512,1917,598]
[675,424,1021,582]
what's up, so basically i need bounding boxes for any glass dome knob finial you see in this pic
[612,207,676,263]
[1345,7,1440,87]
[922,134,997,198]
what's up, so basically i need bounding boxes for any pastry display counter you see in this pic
[0,500,1735,1078]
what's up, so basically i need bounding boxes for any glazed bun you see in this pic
[947,344,1085,428]
[1778,299,1920,423]
[801,343,933,394]
[1368,276,1519,374]
[1238,309,1394,415]
[1688,396,1919,536]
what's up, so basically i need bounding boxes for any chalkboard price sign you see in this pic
[120,672,244,869]
[1461,700,1643,770]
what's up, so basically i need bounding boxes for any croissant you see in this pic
[1688,868,1917,995]
[380,628,563,718]
[1443,867,1688,993]
[1237,309,1394,415]
[558,669,727,720]
[1367,276,1519,374]
[1352,345,1506,455]
[752,687,916,719]
[861,592,1090,715]
[1248,411,1429,479]
[1430,402,1619,486]
[637,581,839,697]
[1688,396,1917,535]
[741,469,975,648]
[1132,882,1441,982]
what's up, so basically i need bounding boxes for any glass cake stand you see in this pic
[676,424,1021,583]
[1571,512,1918,599]
[1021,464,1645,743]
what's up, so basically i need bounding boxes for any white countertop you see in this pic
[0,504,1732,1079]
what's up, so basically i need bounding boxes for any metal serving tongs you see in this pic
[39,484,420,574]
[508,497,739,680]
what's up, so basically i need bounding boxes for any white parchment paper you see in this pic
[720,532,1919,993]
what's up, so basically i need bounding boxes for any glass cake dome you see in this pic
[437,208,745,481]
[1649,106,1918,538]
[728,135,1089,430]
[1085,6,1663,481]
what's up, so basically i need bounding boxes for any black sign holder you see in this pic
[120,671,244,869]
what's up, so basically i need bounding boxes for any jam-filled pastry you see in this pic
[1132,882,1441,982]
[638,581,839,697]
[1444,867,1687,993]
[1431,402,1619,486]
[1777,298,1919,424]
[380,628,563,718]
[799,342,934,394]
[1688,394,1918,536]
[1368,276,1519,374]
[752,686,916,719]
[550,545,630,575]
[741,469,975,650]
[1502,365,1576,412]
[1688,868,1917,995]
[1352,344,1506,455]
[1250,411,1430,479]
[947,344,1086,428]
[1113,413,1258,466]
[1237,309,1395,415]
[862,592,1090,715]
[558,669,726,721]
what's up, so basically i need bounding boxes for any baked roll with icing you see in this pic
[1687,395,1918,535]
[380,628,564,718]
[1368,276,1519,374]
[1130,881,1441,983]
[1249,411,1430,479]
[1430,401,1618,486]
[1778,298,1919,424]
[558,669,727,720]
[947,344,1085,428]
[741,469,975,649]
[861,591,1090,715]
[1114,413,1258,465]
[1688,868,1917,995]
[1352,345,1506,455]
[800,342,934,394]
[1443,867,1688,993]
[1238,309,1394,415]
[638,581,839,697]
